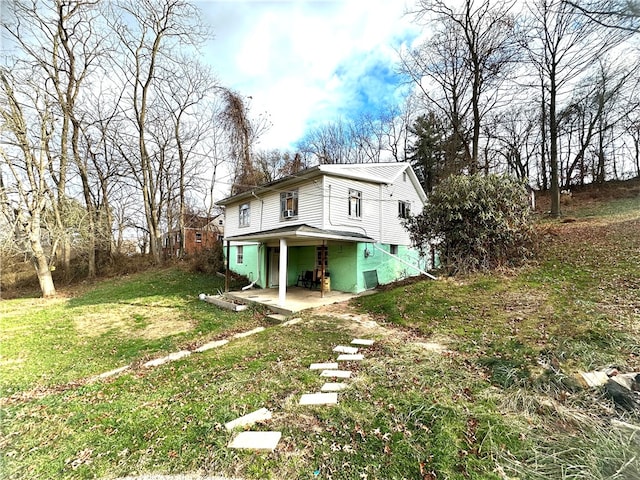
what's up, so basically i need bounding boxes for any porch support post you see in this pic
[320,240,326,298]
[225,240,230,293]
[278,238,288,306]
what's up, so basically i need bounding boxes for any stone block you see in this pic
[299,392,338,405]
[337,354,364,361]
[333,345,358,354]
[351,339,374,346]
[225,408,272,431]
[310,362,339,370]
[228,431,281,451]
[320,369,351,379]
[321,382,348,392]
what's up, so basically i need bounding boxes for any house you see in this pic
[162,213,224,258]
[218,162,433,306]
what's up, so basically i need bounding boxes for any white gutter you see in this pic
[371,243,438,281]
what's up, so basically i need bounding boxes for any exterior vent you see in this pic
[283,209,295,219]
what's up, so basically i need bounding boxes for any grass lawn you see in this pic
[1,193,639,479]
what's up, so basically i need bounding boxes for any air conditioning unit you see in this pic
[283,209,295,219]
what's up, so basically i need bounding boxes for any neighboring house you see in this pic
[218,162,433,305]
[162,213,224,257]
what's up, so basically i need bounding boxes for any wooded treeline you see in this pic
[1,0,639,297]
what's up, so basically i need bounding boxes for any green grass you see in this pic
[1,192,639,479]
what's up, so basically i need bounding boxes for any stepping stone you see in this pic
[228,431,281,451]
[225,407,272,431]
[299,392,338,405]
[194,339,229,353]
[95,365,130,379]
[320,369,351,379]
[351,338,375,346]
[580,371,609,388]
[310,362,339,370]
[280,317,302,327]
[321,382,348,392]
[232,327,266,339]
[337,354,364,361]
[333,345,358,354]
[266,313,287,323]
[143,350,191,368]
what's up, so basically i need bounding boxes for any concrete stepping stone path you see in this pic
[228,431,281,451]
[143,350,191,368]
[320,369,352,379]
[232,326,265,339]
[194,339,229,353]
[351,338,375,346]
[333,345,358,354]
[225,407,273,431]
[309,362,339,370]
[337,354,364,361]
[321,382,348,392]
[299,392,338,405]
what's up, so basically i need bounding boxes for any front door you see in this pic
[269,248,280,287]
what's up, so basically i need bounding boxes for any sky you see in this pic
[197,0,421,151]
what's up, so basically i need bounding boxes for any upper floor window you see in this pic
[239,202,250,227]
[195,232,202,243]
[348,189,362,218]
[280,189,298,220]
[398,201,411,219]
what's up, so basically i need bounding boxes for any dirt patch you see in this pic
[74,307,193,340]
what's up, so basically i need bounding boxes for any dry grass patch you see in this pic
[74,308,193,340]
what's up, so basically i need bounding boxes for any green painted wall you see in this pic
[227,244,261,285]
[227,242,426,293]
[355,243,425,292]
[327,242,358,292]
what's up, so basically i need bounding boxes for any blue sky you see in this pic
[197,0,419,151]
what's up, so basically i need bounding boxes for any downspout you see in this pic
[242,244,262,290]
[371,243,438,280]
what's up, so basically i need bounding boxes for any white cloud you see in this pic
[198,0,419,150]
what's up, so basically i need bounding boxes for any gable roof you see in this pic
[218,162,427,206]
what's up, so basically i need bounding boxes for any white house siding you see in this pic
[380,171,423,245]
[321,175,382,241]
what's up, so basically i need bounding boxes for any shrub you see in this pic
[405,174,534,274]
[188,243,224,274]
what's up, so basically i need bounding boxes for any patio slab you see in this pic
[351,338,375,346]
[310,362,339,370]
[321,382,348,392]
[333,345,358,354]
[337,354,364,361]
[228,431,281,451]
[320,369,352,379]
[299,392,338,405]
[227,287,361,315]
[225,408,272,431]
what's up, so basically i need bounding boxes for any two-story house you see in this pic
[218,162,433,306]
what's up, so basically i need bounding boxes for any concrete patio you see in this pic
[226,286,365,315]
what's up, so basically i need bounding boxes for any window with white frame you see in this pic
[236,245,244,264]
[398,201,411,219]
[239,202,250,227]
[348,189,362,218]
[280,189,298,219]
[195,232,202,243]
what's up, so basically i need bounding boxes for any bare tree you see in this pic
[523,0,636,215]
[404,0,520,172]
[107,0,210,264]
[0,69,57,297]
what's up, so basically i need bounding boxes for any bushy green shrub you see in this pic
[405,174,535,273]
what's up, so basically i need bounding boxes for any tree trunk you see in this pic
[549,75,561,217]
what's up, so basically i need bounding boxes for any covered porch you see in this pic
[227,286,363,315]
[224,224,375,311]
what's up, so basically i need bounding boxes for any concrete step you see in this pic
[320,369,352,379]
[337,354,364,361]
[333,345,358,354]
[351,338,375,346]
[310,362,339,370]
[321,382,348,392]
